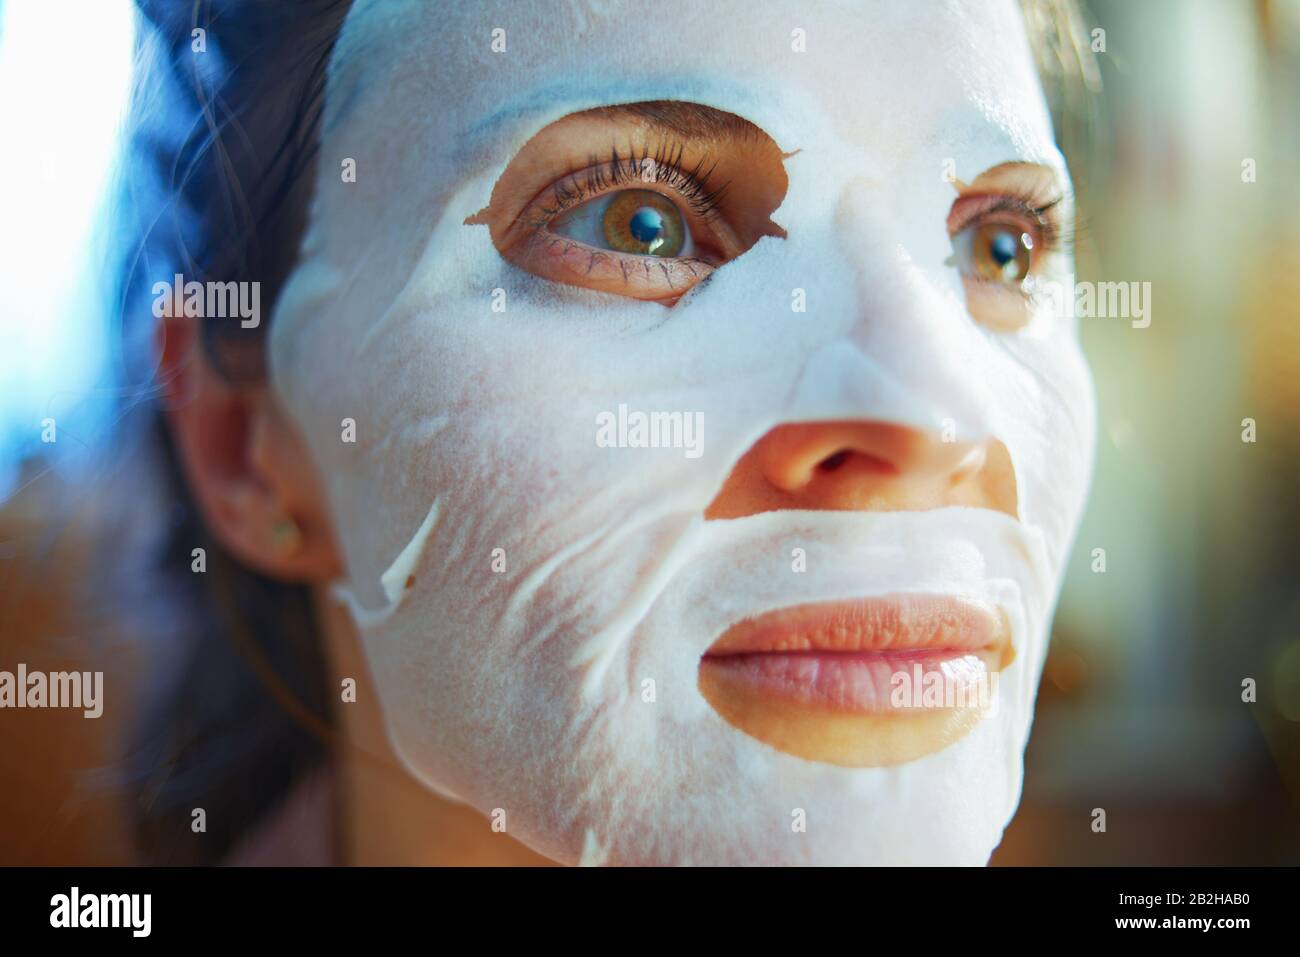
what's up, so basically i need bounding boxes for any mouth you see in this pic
[697,593,1014,767]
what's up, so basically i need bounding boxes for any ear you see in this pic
[157,315,343,583]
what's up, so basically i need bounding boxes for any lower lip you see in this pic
[699,648,996,715]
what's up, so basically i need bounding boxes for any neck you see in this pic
[314,588,554,866]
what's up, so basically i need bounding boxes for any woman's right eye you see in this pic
[506,177,729,302]
[550,188,700,260]
[471,103,790,303]
[501,155,740,303]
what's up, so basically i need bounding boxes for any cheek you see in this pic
[1002,334,1096,570]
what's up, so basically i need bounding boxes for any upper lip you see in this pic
[702,593,1006,657]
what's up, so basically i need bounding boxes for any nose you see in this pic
[704,419,1017,519]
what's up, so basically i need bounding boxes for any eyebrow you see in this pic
[586,101,759,141]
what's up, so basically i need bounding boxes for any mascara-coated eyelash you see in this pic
[949,192,1075,256]
[527,140,731,231]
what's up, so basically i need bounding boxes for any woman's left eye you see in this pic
[951,217,1039,287]
[946,189,1069,332]
[551,188,697,259]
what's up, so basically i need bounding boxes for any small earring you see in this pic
[270,516,303,557]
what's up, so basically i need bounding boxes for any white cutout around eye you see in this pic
[550,189,699,259]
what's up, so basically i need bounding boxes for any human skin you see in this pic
[164,0,1095,865]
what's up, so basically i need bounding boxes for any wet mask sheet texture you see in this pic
[269,0,1096,864]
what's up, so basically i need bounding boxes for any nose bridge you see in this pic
[808,176,995,443]
[833,176,896,262]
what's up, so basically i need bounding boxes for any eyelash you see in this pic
[528,140,730,233]
[952,192,1076,259]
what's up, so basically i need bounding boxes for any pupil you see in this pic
[990,230,1019,266]
[628,207,664,244]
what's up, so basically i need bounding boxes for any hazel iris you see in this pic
[603,190,686,257]
[972,223,1033,283]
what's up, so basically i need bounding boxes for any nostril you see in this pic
[815,449,897,477]
[818,450,851,472]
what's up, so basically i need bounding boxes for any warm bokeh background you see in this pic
[1,0,1297,864]
[995,0,1300,864]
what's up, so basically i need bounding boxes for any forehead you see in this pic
[329,0,1061,175]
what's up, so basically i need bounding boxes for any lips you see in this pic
[699,594,1011,714]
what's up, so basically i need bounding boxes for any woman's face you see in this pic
[270,0,1095,864]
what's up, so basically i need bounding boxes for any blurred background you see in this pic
[1,0,1297,864]
[997,0,1300,864]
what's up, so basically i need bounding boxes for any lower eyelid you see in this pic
[960,276,1034,332]
[520,232,716,298]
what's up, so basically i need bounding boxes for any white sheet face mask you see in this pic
[270,0,1096,864]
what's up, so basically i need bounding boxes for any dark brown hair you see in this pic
[118,0,353,864]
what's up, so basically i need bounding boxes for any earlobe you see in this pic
[269,515,304,559]
[157,315,343,584]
